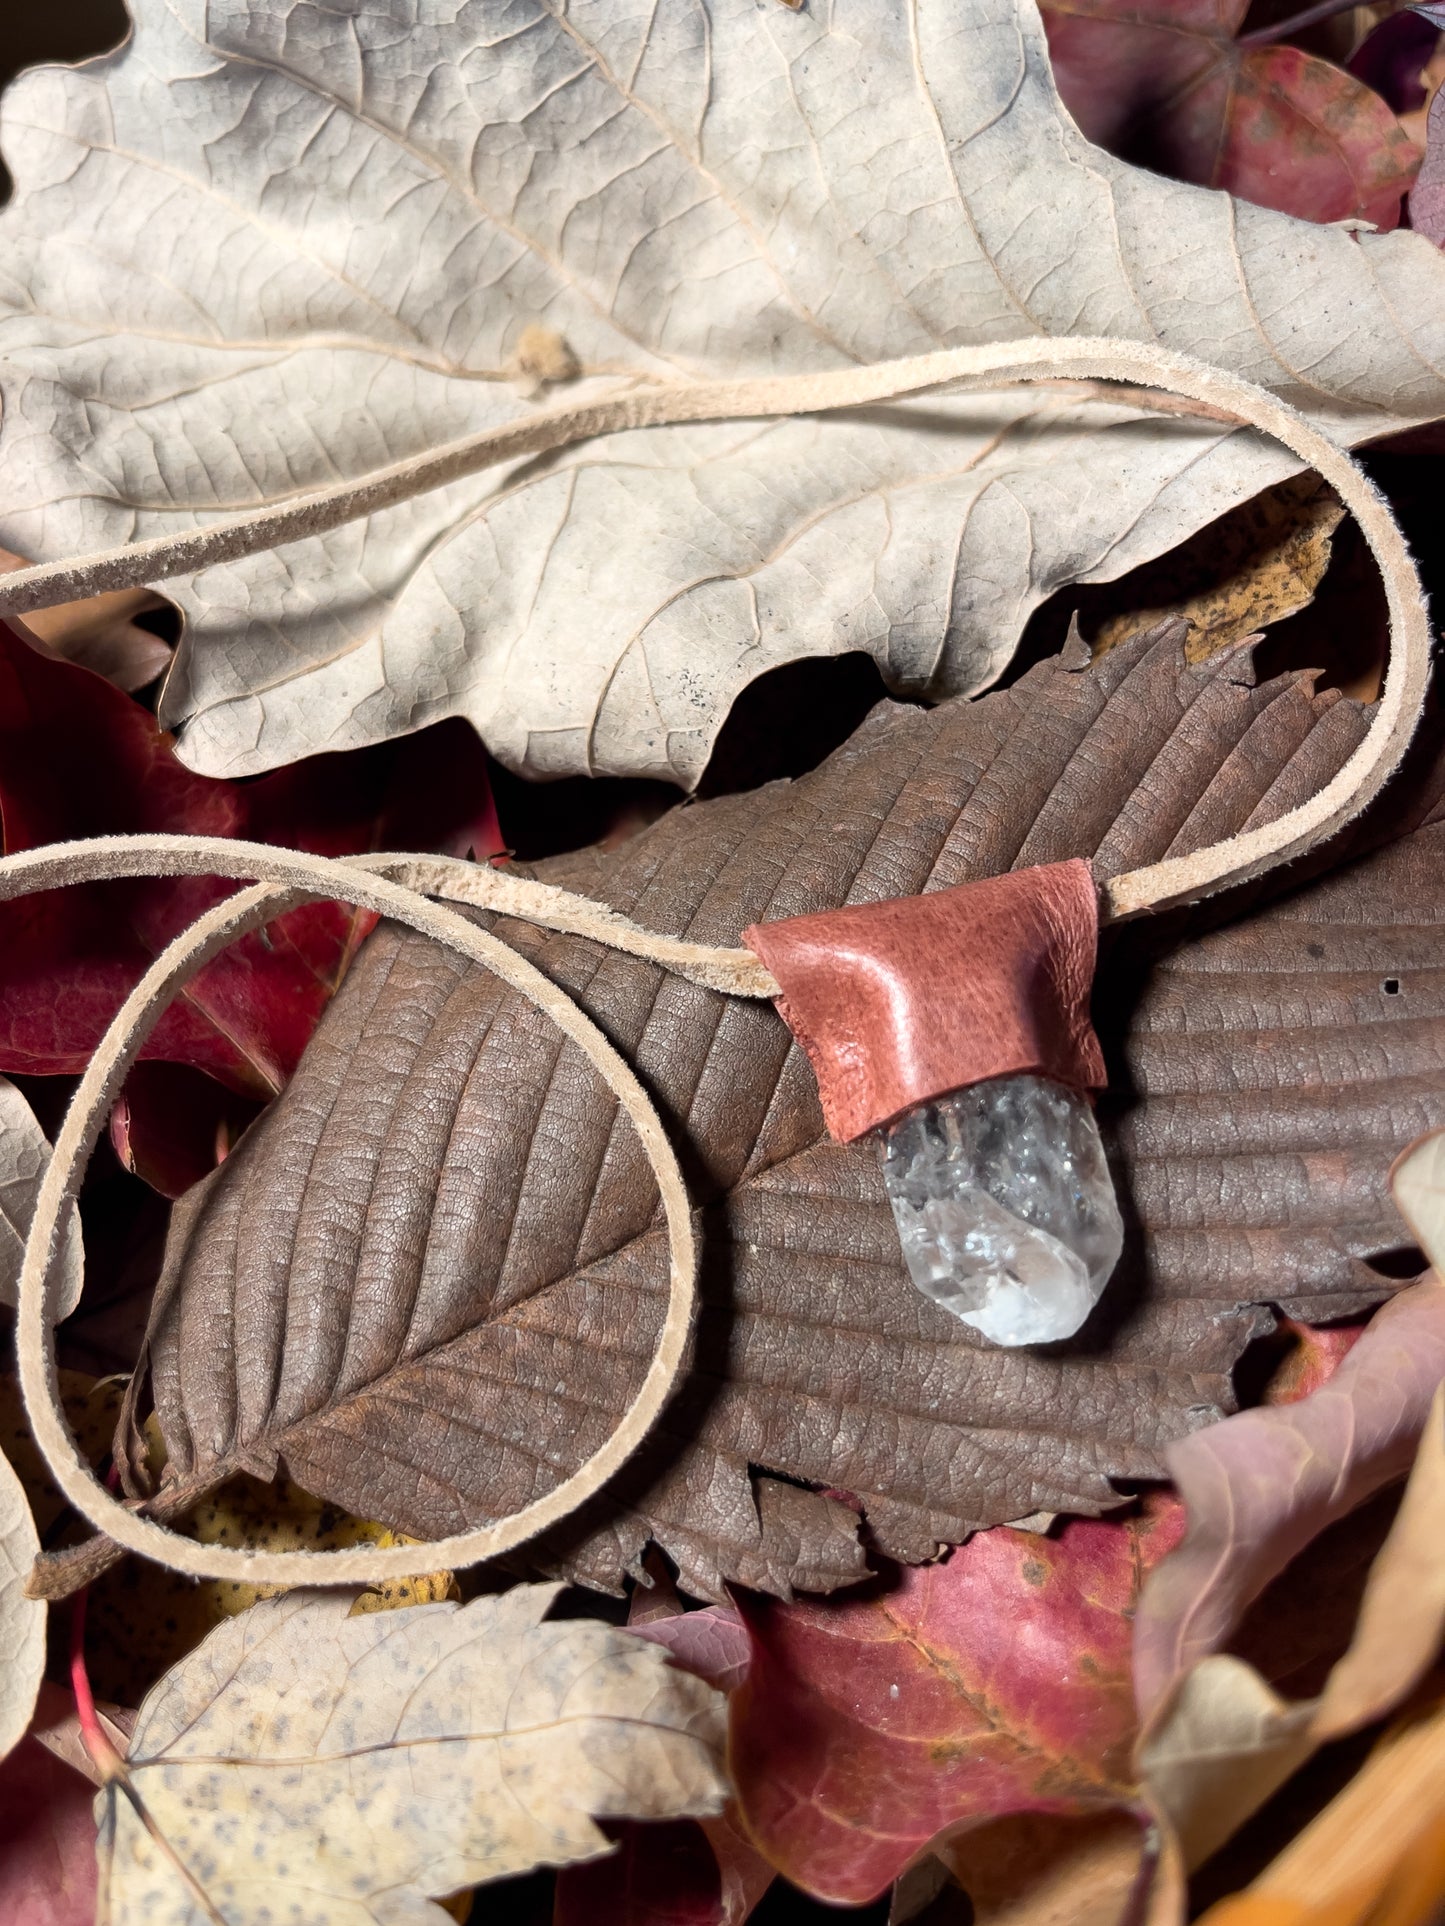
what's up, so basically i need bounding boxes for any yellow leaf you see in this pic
[85,1471,458,1704]
[0,1374,456,1706]
[1092,476,1343,665]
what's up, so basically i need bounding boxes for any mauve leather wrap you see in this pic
[744,858,1107,1143]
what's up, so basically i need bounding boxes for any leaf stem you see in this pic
[73,1584,230,1924]
[69,1589,126,1785]
[1238,0,1361,49]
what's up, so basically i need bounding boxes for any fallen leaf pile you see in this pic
[2,0,1445,1922]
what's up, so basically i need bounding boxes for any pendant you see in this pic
[746,858,1122,1348]
[878,1073,1123,1346]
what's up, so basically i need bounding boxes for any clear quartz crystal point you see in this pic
[878,1074,1124,1347]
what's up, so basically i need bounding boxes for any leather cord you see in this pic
[2,340,1431,1588]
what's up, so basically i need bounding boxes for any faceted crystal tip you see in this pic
[879,1073,1124,1347]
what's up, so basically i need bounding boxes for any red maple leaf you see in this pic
[727,1500,1184,1906]
[1041,0,1422,227]
[0,620,501,1101]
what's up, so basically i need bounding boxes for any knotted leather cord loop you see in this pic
[9,845,700,1587]
[3,340,1433,1586]
[0,336,1431,919]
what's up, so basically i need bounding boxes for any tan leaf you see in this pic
[3,1,1445,782]
[1140,1658,1316,1872]
[0,1445,45,1764]
[97,1585,727,1924]
[934,1811,1165,1926]
[0,1073,83,1319]
[0,547,171,695]
[1312,1386,1445,1740]
[1139,1383,1445,1870]
[1392,1126,1445,1274]
[1091,476,1344,663]
[1193,1690,1445,1926]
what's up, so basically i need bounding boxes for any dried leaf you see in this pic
[0,545,170,696]
[31,1682,134,1792]
[1308,1385,1445,1741]
[1138,1374,1445,1867]
[81,1470,459,1707]
[1349,10,1442,117]
[0,1448,44,1766]
[1041,0,1420,226]
[132,621,1445,1598]
[0,1374,452,1706]
[726,1502,1180,1903]
[1090,477,1343,663]
[4,2,1445,783]
[698,1816,776,1926]
[630,1614,752,1701]
[107,1063,262,1203]
[0,1074,81,1317]
[1409,81,1445,241]
[570,1319,1372,1919]
[553,1824,721,1926]
[1134,1277,1445,1719]
[932,1811,1158,1926]
[553,1578,771,1926]
[0,620,500,1097]
[1,1373,127,1538]
[97,1585,726,1924]
[1140,1657,1316,1874]
[0,1714,100,1926]
[1391,1126,1445,1270]
[1257,1317,1365,1407]
[1193,1688,1445,1926]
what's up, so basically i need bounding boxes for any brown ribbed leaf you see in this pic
[134,623,1445,1598]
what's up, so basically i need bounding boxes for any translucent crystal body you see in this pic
[878,1074,1124,1347]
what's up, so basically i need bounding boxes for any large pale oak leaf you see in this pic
[4,1,1445,781]
[126,623,1445,1599]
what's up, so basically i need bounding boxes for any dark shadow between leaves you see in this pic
[697,651,899,799]
[0,3,130,200]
